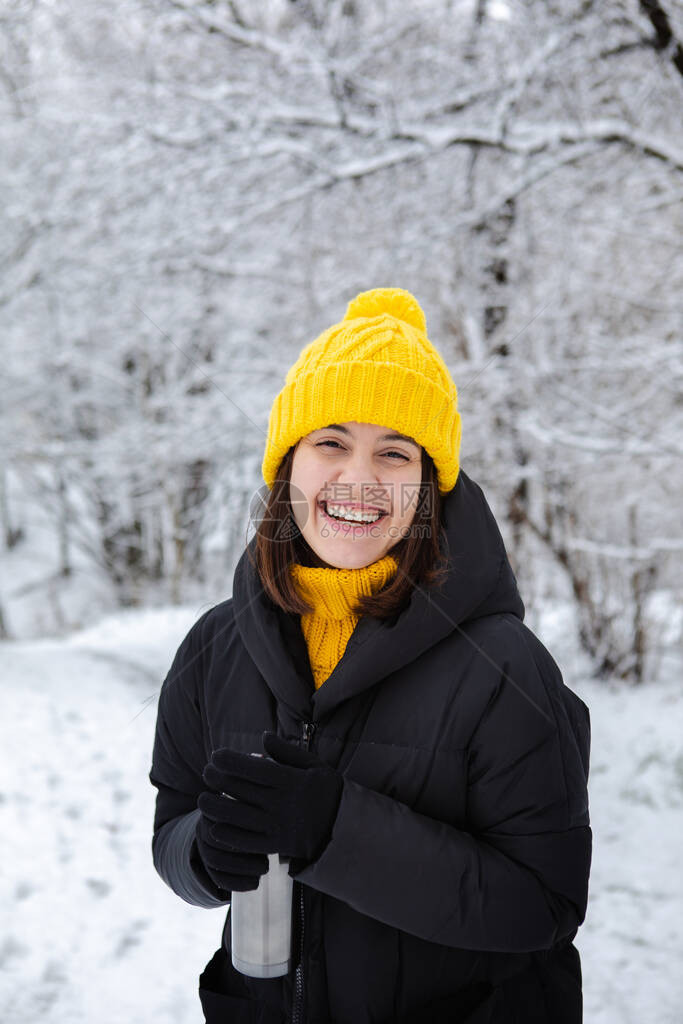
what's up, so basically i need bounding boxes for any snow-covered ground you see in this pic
[0,606,681,1023]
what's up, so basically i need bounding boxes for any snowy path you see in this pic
[573,660,683,1023]
[0,609,221,1024]
[0,609,681,1023]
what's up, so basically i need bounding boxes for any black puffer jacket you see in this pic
[149,469,592,1024]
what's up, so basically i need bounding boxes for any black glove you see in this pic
[198,732,344,870]
[194,800,269,894]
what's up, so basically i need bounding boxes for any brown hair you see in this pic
[247,443,451,622]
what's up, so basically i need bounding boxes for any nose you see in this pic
[331,450,389,507]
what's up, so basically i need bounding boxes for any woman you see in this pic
[149,287,592,1024]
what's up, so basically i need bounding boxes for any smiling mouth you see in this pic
[318,501,389,525]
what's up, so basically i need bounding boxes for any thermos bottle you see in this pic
[227,754,294,978]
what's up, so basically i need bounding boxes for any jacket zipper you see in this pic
[291,721,316,1024]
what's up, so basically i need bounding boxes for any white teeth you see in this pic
[324,502,383,523]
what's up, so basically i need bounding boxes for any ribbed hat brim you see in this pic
[262,360,461,495]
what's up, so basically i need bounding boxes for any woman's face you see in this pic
[289,421,424,569]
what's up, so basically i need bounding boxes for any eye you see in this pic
[316,440,344,450]
[383,450,410,461]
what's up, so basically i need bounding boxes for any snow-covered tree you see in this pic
[1,0,681,679]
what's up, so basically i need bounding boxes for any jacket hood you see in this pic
[232,468,524,721]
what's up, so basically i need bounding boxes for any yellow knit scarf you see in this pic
[288,554,398,689]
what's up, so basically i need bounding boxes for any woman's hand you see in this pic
[198,732,344,867]
[193,813,269,894]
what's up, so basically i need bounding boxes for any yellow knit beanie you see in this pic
[261,287,462,495]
